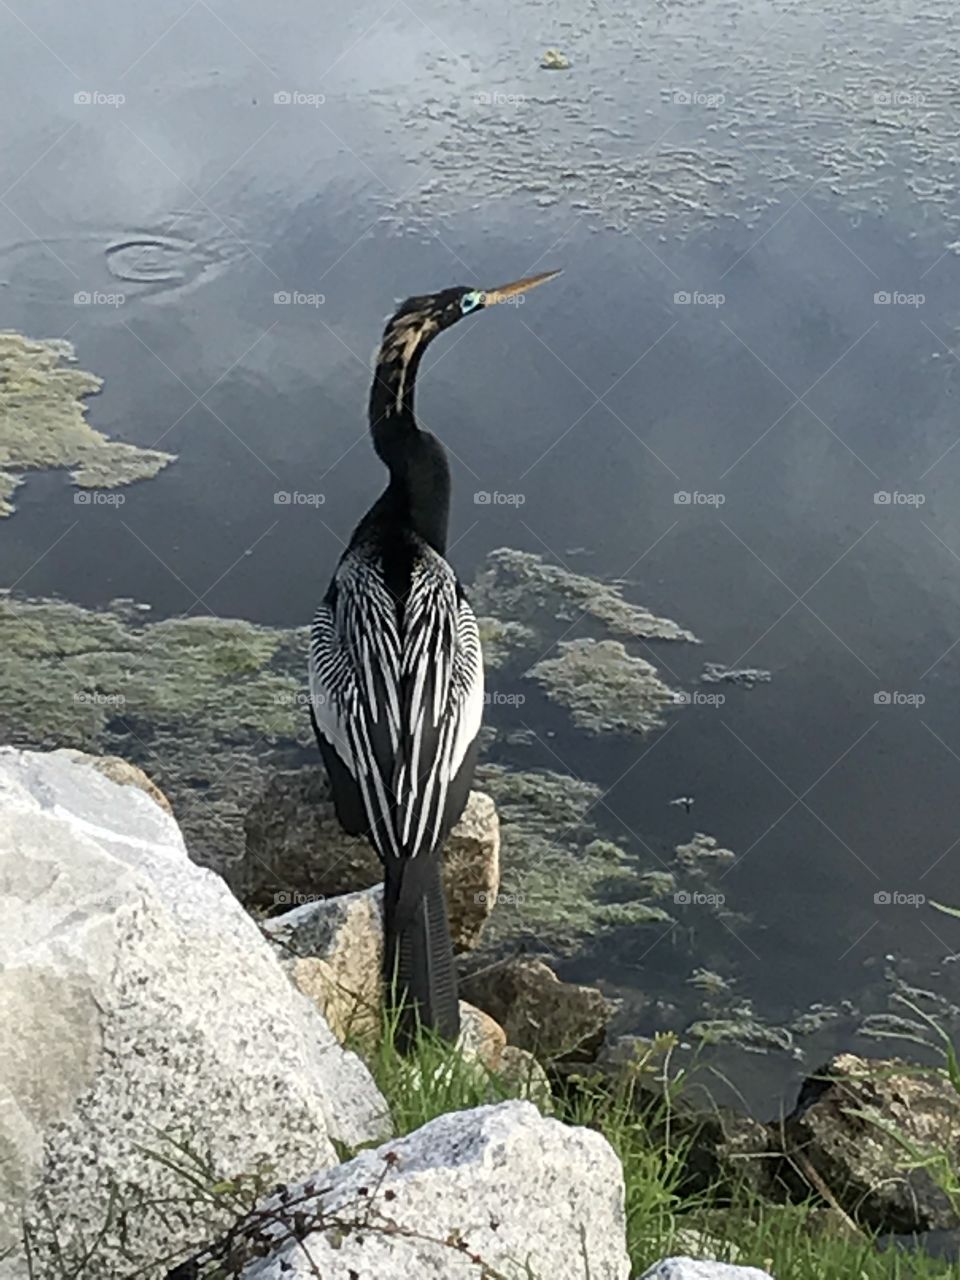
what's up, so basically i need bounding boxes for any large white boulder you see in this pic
[640,1262,775,1280]
[0,748,390,1279]
[173,1100,630,1279]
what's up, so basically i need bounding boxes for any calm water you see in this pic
[3,0,960,1114]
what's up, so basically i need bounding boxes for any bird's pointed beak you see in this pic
[481,267,562,307]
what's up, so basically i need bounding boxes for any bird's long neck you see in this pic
[370,310,437,426]
[366,315,451,555]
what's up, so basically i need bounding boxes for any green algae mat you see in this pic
[0,332,174,514]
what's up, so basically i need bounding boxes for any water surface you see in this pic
[3,0,960,1113]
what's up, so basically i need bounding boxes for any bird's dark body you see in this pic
[310,522,479,1043]
[308,269,557,1048]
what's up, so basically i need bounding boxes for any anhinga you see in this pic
[309,268,560,1046]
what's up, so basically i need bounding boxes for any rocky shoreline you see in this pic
[3,747,959,1278]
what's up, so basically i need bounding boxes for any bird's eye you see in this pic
[460,290,483,314]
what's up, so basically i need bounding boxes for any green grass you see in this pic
[362,1020,956,1280]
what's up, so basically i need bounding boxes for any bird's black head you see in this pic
[367,268,561,552]
[371,268,561,432]
[384,268,562,355]
[391,284,487,335]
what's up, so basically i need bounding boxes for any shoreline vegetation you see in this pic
[0,340,956,1270]
[1,549,954,1083]
[6,740,960,1277]
[362,1020,960,1280]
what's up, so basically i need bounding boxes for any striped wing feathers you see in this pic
[309,544,483,860]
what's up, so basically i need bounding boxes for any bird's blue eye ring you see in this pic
[460,290,483,314]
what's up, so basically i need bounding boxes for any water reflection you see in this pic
[1,0,959,1110]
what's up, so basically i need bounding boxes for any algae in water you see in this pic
[472,548,698,645]
[0,332,175,513]
[0,547,709,955]
[530,637,680,735]
[0,593,304,872]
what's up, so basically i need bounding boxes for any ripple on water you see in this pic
[0,214,253,306]
[104,235,197,285]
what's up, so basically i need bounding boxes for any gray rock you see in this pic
[640,1262,774,1280]
[496,1044,554,1109]
[457,999,507,1069]
[170,1100,630,1279]
[54,746,175,813]
[267,886,384,1041]
[240,770,499,951]
[782,1052,960,1232]
[459,956,613,1061]
[440,790,500,949]
[0,747,389,1280]
[267,894,513,1072]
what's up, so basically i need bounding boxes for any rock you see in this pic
[459,956,613,1061]
[440,791,500,948]
[240,770,499,951]
[267,886,383,1042]
[678,1103,777,1201]
[457,1000,507,1070]
[782,1052,960,1233]
[168,1100,630,1278]
[640,1262,774,1280]
[0,747,389,1280]
[54,746,174,814]
[497,1044,553,1108]
[268,894,510,1065]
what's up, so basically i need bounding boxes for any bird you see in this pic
[308,268,561,1047]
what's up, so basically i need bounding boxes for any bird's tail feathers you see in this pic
[382,853,459,1048]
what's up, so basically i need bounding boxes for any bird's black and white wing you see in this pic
[393,548,484,859]
[309,550,403,855]
[309,542,483,862]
